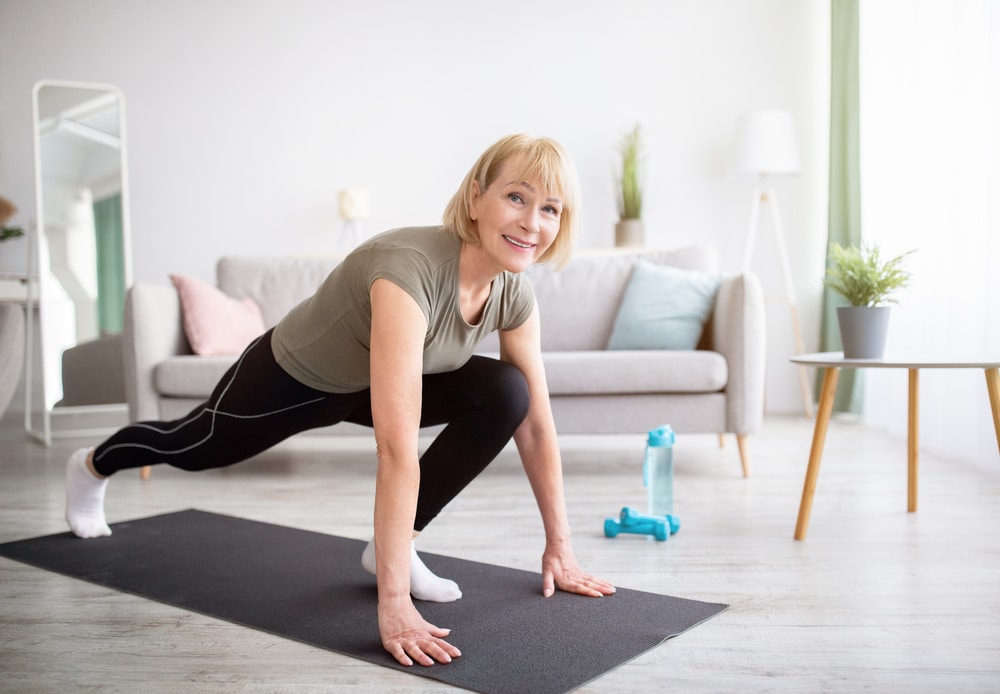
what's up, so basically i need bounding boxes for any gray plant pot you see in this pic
[836,306,891,359]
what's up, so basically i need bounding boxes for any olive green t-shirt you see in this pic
[271,226,536,393]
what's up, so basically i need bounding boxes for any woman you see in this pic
[65,133,615,667]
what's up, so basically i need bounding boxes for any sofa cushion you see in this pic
[170,274,265,356]
[607,260,722,351]
[520,246,719,352]
[479,350,727,395]
[156,349,728,401]
[542,350,727,395]
[217,256,340,327]
[155,355,237,398]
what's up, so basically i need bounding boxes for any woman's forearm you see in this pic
[368,277,427,604]
[373,444,421,603]
[513,416,572,547]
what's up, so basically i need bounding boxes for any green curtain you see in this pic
[819,0,863,413]
[93,193,125,333]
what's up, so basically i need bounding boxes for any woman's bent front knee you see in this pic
[481,359,531,427]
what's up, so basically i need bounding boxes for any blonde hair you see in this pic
[442,134,579,268]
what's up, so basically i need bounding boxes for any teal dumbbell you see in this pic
[603,515,669,541]
[620,506,681,535]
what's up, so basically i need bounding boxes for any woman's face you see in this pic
[470,158,563,274]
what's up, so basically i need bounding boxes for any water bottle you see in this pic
[644,425,676,517]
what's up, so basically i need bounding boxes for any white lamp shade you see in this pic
[338,189,370,220]
[733,109,800,176]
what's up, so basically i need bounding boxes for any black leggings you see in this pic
[93,329,530,530]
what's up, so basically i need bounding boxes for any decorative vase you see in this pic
[836,306,891,359]
[615,219,644,247]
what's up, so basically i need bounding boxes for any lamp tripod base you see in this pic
[744,187,814,419]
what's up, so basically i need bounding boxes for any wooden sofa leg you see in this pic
[736,434,750,478]
[140,465,151,480]
[717,433,725,448]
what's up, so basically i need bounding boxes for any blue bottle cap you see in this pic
[647,424,675,447]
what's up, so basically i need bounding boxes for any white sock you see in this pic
[65,448,111,539]
[361,538,462,603]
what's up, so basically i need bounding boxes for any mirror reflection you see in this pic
[28,80,131,442]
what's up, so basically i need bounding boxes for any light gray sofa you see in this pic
[123,246,766,475]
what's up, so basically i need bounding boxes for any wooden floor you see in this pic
[1,410,999,693]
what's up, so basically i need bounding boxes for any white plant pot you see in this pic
[615,219,644,247]
[836,306,891,359]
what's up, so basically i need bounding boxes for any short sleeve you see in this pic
[498,272,536,332]
[365,246,437,324]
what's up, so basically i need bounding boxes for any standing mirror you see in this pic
[26,79,132,444]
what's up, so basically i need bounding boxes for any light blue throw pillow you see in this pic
[607,260,722,351]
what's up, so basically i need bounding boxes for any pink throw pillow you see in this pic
[170,274,266,356]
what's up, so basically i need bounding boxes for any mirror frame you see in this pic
[25,79,133,445]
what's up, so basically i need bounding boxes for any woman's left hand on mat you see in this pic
[541,545,616,598]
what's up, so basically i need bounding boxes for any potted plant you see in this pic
[823,242,913,358]
[0,195,23,242]
[615,124,644,247]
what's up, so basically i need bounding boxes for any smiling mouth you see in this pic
[503,235,535,249]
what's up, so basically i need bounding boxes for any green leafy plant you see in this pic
[823,242,914,307]
[617,124,643,220]
[1,226,24,242]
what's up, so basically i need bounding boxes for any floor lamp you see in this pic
[733,109,814,418]
[338,188,370,251]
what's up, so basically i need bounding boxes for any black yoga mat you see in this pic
[0,509,726,694]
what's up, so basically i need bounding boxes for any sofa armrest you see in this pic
[123,283,190,422]
[709,272,766,434]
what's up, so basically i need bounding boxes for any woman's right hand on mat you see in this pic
[379,598,461,667]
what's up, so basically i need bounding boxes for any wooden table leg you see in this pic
[907,369,919,513]
[986,368,1000,457]
[795,367,840,540]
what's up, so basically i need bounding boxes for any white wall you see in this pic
[0,0,831,414]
